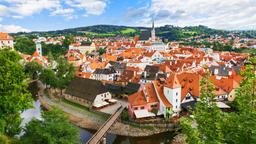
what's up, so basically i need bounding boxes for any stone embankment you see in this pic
[37,80,178,137]
[39,95,178,137]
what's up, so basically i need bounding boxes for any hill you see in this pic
[13,25,240,41]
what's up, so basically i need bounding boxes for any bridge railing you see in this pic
[86,105,124,144]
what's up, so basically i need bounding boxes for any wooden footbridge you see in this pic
[86,106,124,144]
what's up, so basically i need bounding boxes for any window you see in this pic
[176,106,178,109]
[140,106,144,109]
[176,92,178,96]
[176,99,178,102]
[186,96,190,100]
[134,107,138,110]
[151,104,157,108]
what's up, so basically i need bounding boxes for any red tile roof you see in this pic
[0,32,13,40]
[165,73,181,89]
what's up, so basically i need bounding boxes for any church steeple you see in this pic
[152,20,155,29]
[35,39,42,57]
[151,20,156,42]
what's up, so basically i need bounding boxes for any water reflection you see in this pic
[21,100,42,126]
[80,128,175,144]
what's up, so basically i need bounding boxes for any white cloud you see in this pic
[2,0,61,18]
[66,0,107,16]
[137,0,256,30]
[51,8,74,16]
[0,4,8,16]
[0,24,30,33]
[0,0,108,20]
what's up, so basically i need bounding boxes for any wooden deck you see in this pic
[86,106,124,144]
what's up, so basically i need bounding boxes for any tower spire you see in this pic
[151,19,156,42]
[152,20,155,29]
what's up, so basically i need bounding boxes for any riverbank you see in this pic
[39,95,178,137]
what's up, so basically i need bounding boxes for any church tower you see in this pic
[164,73,181,115]
[35,39,42,57]
[151,20,156,42]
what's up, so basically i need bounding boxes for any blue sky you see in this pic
[0,0,256,33]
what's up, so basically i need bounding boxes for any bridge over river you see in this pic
[86,106,124,144]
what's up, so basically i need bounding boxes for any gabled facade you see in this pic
[0,32,13,49]
[92,68,117,81]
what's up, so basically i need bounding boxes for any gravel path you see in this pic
[37,81,177,137]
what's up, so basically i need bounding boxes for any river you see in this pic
[21,100,175,144]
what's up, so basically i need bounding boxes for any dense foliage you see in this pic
[24,61,43,80]
[13,25,239,40]
[98,48,106,55]
[14,36,35,54]
[14,36,68,58]
[181,58,256,144]
[0,49,33,136]
[21,109,79,144]
[39,57,75,94]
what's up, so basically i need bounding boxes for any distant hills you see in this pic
[14,25,256,41]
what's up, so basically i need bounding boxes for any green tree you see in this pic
[63,35,74,48]
[42,43,67,58]
[21,109,79,144]
[180,74,225,144]
[24,61,43,80]
[55,57,75,94]
[0,49,33,136]
[14,36,35,54]
[98,48,106,55]
[40,68,57,88]
[47,51,55,68]
[181,58,256,144]
[225,57,256,143]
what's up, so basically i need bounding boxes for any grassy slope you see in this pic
[121,28,136,34]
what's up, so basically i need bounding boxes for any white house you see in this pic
[65,78,117,109]
[0,32,13,49]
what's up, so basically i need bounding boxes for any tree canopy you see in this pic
[181,58,256,144]
[14,36,35,55]
[24,61,43,80]
[0,49,33,136]
[21,109,79,144]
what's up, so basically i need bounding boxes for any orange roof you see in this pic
[102,54,117,61]
[154,81,172,108]
[144,83,159,103]
[89,61,107,70]
[32,51,39,57]
[76,72,92,78]
[128,91,147,106]
[177,72,201,101]
[118,69,141,83]
[144,51,155,57]
[213,87,227,96]
[210,75,240,93]
[0,32,13,40]
[128,83,159,107]
[165,73,181,89]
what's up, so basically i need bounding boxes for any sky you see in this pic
[0,0,256,33]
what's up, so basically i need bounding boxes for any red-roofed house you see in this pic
[128,83,159,119]
[0,32,13,49]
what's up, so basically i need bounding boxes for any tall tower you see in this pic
[151,20,156,42]
[35,40,42,57]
